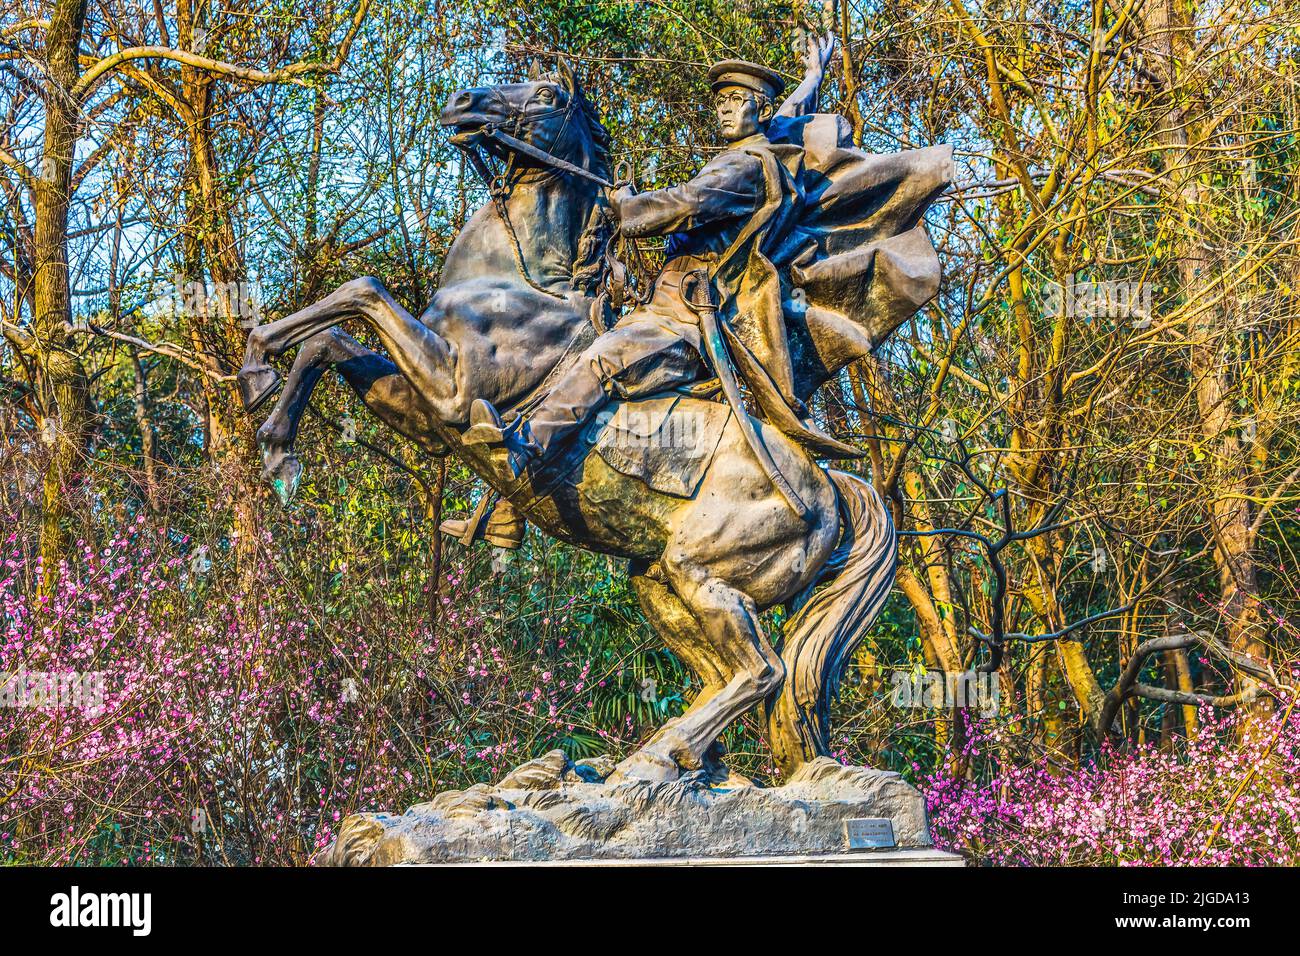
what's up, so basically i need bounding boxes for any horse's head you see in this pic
[439,58,609,181]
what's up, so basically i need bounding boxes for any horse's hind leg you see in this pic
[629,566,726,699]
[256,328,448,503]
[610,550,784,784]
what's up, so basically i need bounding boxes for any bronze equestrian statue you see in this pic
[237,36,952,784]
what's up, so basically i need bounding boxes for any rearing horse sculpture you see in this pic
[237,62,927,784]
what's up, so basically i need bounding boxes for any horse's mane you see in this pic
[547,70,611,181]
[534,69,638,319]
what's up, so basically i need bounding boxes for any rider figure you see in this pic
[446,37,835,548]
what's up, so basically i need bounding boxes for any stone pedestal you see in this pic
[318,752,950,866]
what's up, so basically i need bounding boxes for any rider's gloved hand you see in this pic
[608,183,636,223]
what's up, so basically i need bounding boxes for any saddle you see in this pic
[588,392,728,500]
[448,380,727,548]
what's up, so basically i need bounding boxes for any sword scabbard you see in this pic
[683,270,812,523]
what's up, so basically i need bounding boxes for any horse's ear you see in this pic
[527,58,542,80]
[556,57,577,93]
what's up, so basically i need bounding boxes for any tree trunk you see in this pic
[1137,0,1273,713]
[32,0,93,593]
[178,5,261,570]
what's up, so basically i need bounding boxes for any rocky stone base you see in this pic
[317,751,935,866]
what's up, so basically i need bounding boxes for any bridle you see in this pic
[477,87,617,189]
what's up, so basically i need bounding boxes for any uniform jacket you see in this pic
[614,118,953,460]
[615,134,860,456]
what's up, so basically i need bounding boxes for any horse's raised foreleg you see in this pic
[239,277,459,420]
[255,327,449,503]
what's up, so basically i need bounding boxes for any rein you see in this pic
[482,126,615,189]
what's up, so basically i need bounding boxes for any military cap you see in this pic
[707,60,786,100]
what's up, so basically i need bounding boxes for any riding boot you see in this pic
[462,400,541,479]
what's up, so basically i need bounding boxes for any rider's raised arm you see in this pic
[777,31,835,118]
[616,152,764,239]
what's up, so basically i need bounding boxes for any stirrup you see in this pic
[440,495,526,550]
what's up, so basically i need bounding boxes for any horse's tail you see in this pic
[765,469,898,778]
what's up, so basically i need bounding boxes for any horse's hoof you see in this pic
[237,362,283,412]
[605,749,680,786]
[262,453,303,506]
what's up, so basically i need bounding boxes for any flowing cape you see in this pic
[711,114,952,458]
[771,112,952,388]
